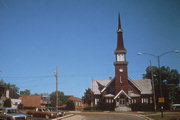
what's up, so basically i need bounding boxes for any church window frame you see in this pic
[128,88,133,92]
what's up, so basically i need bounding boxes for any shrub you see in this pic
[130,103,154,111]
[97,102,115,111]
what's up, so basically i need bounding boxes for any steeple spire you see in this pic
[118,13,121,30]
[115,14,126,51]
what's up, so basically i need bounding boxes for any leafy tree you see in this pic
[50,91,68,107]
[20,89,31,96]
[143,66,180,109]
[0,80,19,93]
[82,88,94,105]
[0,85,6,97]
[3,98,12,107]
[143,66,179,85]
[167,84,180,104]
[32,93,39,95]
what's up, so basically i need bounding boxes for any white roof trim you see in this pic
[128,78,142,92]
[101,87,106,93]
[104,94,114,97]
[114,90,131,99]
[101,78,114,93]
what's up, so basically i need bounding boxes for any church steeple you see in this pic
[114,14,128,94]
[115,14,126,52]
[114,14,127,63]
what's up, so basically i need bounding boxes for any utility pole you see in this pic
[150,60,156,112]
[55,66,59,108]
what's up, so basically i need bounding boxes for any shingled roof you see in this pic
[130,79,152,94]
[92,80,111,95]
[92,79,152,95]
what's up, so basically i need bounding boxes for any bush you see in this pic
[130,103,154,111]
[97,102,115,111]
[83,106,99,111]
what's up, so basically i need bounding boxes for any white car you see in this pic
[0,108,28,120]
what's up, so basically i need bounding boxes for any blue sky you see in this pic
[0,0,180,97]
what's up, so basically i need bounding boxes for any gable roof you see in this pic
[130,79,152,94]
[128,78,142,92]
[101,78,115,93]
[92,79,152,95]
[114,90,131,99]
[68,96,82,102]
[92,80,110,95]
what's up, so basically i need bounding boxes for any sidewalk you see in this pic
[138,111,180,120]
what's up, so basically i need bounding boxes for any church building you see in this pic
[92,15,153,111]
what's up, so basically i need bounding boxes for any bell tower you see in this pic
[114,14,128,94]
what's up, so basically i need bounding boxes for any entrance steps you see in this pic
[115,105,131,111]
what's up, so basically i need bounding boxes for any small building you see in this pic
[21,95,41,108]
[68,96,83,110]
[0,86,21,108]
[41,94,51,107]
[21,94,51,108]
[11,99,21,108]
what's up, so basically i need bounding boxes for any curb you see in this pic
[51,114,74,120]
[137,115,154,120]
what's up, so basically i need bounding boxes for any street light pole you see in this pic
[157,56,162,97]
[157,56,164,117]
[137,50,179,117]
[150,60,156,111]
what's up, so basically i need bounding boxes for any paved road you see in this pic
[62,113,145,120]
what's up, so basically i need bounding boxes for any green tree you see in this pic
[20,89,31,96]
[82,88,94,105]
[143,66,180,109]
[50,91,68,107]
[167,84,180,104]
[143,66,179,85]
[0,80,19,93]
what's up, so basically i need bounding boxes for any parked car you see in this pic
[171,104,180,111]
[46,107,65,117]
[0,108,28,120]
[26,107,57,119]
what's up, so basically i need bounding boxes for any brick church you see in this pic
[92,15,153,111]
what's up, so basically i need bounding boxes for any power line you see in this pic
[0,75,54,79]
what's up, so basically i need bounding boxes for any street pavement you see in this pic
[62,112,146,120]
[27,112,149,120]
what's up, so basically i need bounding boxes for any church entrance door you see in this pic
[119,98,125,105]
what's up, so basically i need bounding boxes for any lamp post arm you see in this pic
[138,52,158,57]
[159,50,179,57]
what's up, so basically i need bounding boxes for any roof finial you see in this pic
[118,13,121,30]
